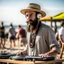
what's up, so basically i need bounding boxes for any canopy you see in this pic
[53,12,64,21]
[40,12,64,21]
[40,16,51,21]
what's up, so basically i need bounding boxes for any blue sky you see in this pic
[0,0,64,25]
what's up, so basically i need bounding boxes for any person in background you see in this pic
[58,21,64,47]
[8,23,16,48]
[17,3,60,61]
[16,25,26,47]
[0,22,5,48]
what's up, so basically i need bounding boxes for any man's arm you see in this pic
[59,35,64,43]
[16,45,28,55]
[16,50,27,56]
[39,48,58,57]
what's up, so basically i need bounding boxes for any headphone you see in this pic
[37,14,42,18]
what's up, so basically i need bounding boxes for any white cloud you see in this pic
[0,5,27,25]
[43,6,63,10]
[42,6,64,16]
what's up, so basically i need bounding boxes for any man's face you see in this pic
[25,11,38,32]
[25,11,36,24]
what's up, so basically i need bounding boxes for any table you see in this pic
[0,59,64,64]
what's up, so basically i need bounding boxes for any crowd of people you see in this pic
[0,22,26,48]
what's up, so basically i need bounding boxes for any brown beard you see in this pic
[26,23,34,32]
[26,18,38,32]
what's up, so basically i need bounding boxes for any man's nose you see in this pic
[26,16,31,21]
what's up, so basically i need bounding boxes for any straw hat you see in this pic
[20,3,46,17]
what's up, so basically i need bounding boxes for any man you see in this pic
[18,3,60,58]
[58,21,64,47]
[16,25,26,46]
[8,23,16,48]
[0,22,5,48]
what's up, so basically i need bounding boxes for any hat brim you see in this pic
[20,8,46,17]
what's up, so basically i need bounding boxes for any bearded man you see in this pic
[17,3,60,60]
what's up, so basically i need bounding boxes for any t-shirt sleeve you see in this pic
[46,28,60,53]
[59,29,63,35]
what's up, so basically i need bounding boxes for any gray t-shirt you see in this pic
[8,27,15,37]
[27,23,60,56]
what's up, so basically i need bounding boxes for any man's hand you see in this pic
[16,52,22,56]
[39,53,49,57]
[16,50,27,56]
